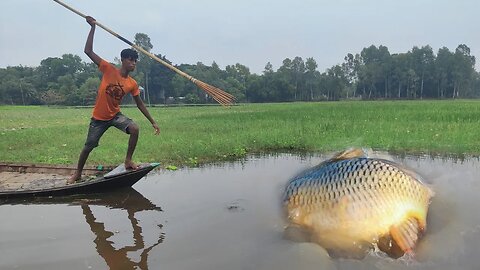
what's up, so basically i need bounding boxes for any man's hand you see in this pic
[152,123,160,135]
[86,16,96,27]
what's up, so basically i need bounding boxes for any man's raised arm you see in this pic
[84,16,102,66]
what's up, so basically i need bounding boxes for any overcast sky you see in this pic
[1,0,478,74]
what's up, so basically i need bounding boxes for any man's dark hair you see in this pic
[121,48,139,60]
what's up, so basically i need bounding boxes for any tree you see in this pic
[0,66,39,105]
[435,47,453,98]
[2,42,480,104]
[78,77,100,105]
[147,54,175,104]
[325,65,347,100]
[134,33,154,102]
[341,53,362,98]
[452,44,476,98]
[225,63,250,101]
[248,62,275,103]
[305,57,318,100]
[390,53,410,98]
[58,74,78,105]
[411,46,435,99]
[359,45,380,98]
[275,58,296,101]
[292,57,305,100]
[37,54,83,89]
[245,74,266,102]
[359,45,391,98]
[61,54,84,76]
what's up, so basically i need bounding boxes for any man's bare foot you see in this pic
[67,173,81,184]
[125,160,138,170]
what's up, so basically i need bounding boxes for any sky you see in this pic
[1,0,479,74]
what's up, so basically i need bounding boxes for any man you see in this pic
[68,16,160,184]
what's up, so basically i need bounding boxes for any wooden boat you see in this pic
[0,163,159,199]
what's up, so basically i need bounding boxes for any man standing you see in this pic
[69,16,160,184]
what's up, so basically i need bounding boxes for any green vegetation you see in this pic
[2,101,480,167]
[1,42,478,106]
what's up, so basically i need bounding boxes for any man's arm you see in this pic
[84,16,102,66]
[133,95,160,135]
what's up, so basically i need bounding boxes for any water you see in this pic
[0,153,479,270]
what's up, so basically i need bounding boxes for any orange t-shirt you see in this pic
[92,60,140,120]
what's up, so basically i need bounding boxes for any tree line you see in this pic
[0,33,478,105]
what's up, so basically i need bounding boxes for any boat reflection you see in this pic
[2,188,164,270]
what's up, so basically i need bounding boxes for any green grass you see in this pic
[2,100,480,167]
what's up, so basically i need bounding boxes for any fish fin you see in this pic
[331,148,368,161]
[377,234,406,259]
[389,217,420,254]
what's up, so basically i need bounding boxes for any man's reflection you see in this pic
[75,188,164,270]
[3,188,164,269]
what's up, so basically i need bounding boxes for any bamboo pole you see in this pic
[53,0,235,106]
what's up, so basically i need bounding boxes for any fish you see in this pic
[283,148,434,259]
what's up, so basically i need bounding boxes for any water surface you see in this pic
[1,154,479,270]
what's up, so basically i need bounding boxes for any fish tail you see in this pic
[389,217,420,254]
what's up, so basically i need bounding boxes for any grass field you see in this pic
[2,100,480,167]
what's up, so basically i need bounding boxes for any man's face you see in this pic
[122,57,137,72]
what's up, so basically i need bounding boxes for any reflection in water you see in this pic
[78,189,164,270]
[2,188,164,270]
[2,154,480,270]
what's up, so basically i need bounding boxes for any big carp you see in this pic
[283,148,434,259]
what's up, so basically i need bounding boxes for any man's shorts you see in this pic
[84,112,135,150]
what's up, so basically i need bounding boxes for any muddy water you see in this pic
[0,154,479,270]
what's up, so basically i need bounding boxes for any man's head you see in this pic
[121,48,139,61]
[120,48,138,72]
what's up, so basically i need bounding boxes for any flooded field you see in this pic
[1,153,479,270]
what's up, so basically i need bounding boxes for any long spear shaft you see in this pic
[53,0,235,105]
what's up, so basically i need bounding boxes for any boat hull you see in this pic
[0,163,159,199]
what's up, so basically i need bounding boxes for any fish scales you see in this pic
[283,150,433,259]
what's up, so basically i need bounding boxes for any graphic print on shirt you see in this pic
[105,83,125,102]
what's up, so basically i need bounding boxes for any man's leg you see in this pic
[125,123,139,170]
[112,113,140,170]
[68,147,93,184]
[68,118,108,184]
